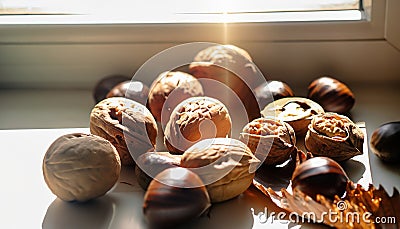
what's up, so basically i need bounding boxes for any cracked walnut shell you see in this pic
[90,97,158,165]
[305,112,364,161]
[239,118,296,165]
[181,138,260,203]
[261,97,324,136]
[164,96,232,154]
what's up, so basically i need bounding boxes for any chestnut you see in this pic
[143,167,211,228]
[106,80,149,106]
[308,76,355,114]
[370,121,400,163]
[292,157,348,199]
[93,74,130,103]
[254,80,295,109]
[135,151,181,190]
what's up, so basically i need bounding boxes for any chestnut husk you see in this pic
[143,167,211,228]
[106,80,149,106]
[305,112,364,161]
[254,80,295,109]
[239,117,296,165]
[135,151,181,190]
[308,76,355,114]
[370,121,400,163]
[261,97,324,136]
[292,157,349,199]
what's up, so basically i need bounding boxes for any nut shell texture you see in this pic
[181,138,260,203]
[240,118,296,165]
[143,167,211,228]
[370,121,400,162]
[261,97,324,136]
[42,133,121,202]
[308,76,355,113]
[305,112,364,161]
[254,80,295,109]
[164,96,232,154]
[90,97,158,165]
[148,71,203,123]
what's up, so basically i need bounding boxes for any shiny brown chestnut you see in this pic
[143,167,211,228]
[93,74,130,103]
[370,121,400,163]
[292,157,348,199]
[254,80,295,109]
[308,76,355,114]
[106,80,149,106]
[135,152,181,190]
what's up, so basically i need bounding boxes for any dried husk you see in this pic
[239,118,297,165]
[253,180,400,229]
[261,97,324,136]
[305,112,364,161]
[181,138,260,203]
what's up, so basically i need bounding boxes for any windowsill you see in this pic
[0,10,363,24]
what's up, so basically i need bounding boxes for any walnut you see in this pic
[164,96,232,154]
[261,97,324,136]
[181,138,260,203]
[239,118,296,165]
[42,133,121,202]
[305,112,364,161]
[90,97,158,165]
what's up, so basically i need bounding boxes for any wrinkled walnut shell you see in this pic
[305,112,364,161]
[189,45,260,120]
[42,133,121,202]
[261,97,324,136]
[164,96,232,154]
[90,97,158,165]
[239,118,296,165]
[181,138,260,203]
[148,71,204,124]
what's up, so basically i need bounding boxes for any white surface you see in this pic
[0,125,373,229]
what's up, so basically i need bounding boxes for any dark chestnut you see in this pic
[370,121,400,163]
[292,157,348,199]
[93,74,130,103]
[254,80,295,109]
[143,167,211,228]
[135,152,181,190]
[307,76,355,114]
[106,80,149,106]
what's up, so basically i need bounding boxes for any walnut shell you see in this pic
[261,97,324,136]
[189,44,260,120]
[305,112,364,161]
[181,138,260,203]
[239,118,296,165]
[164,96,232,154]
[148,71,203,124]
[90,97,158,165]
[42,133,121,202]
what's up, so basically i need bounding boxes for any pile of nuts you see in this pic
[42,44,398,228]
